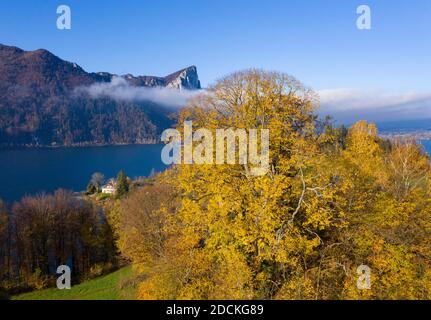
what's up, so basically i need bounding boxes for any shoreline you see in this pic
[0,141,163,150]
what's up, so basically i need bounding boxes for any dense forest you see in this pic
[0,191,117,298]
[0,95,172,147]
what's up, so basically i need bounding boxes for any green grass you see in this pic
[12,266,138,300]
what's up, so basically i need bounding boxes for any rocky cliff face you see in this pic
[165,66,201,90]
[123,66,201,90]
[0,44,201,147]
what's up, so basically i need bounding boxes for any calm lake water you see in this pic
[0,142,430,204]
[0,144,167,203]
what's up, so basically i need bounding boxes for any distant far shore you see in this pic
[0,140,162,150]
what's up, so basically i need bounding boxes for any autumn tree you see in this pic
[0,200,10,282]
[134,70,347,299]
[3,190,117,291]
[118,70,431,300]
[328,123,431,299]
[118,181,176,269]
[90,172,105,193]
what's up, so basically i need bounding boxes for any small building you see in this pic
[101,180,117,194]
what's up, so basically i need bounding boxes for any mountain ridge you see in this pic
[0,44,200,147]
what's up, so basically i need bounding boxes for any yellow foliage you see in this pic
[116,71,431,300]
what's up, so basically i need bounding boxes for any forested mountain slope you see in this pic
[0,44,200,147]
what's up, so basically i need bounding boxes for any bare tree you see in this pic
[91,172,105,192]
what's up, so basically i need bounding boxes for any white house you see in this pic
[101,180,117,194]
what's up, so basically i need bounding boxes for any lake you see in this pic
[0,144,167,203]
[0,142,430,204]
[422,140,431,154]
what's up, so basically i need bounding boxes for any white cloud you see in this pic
[318,89,431,123]
[77,77,199,107]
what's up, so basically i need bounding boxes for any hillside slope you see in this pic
[0,44,200,147]
[13,266,138,300]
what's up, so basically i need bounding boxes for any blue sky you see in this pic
[1,0,430,122]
